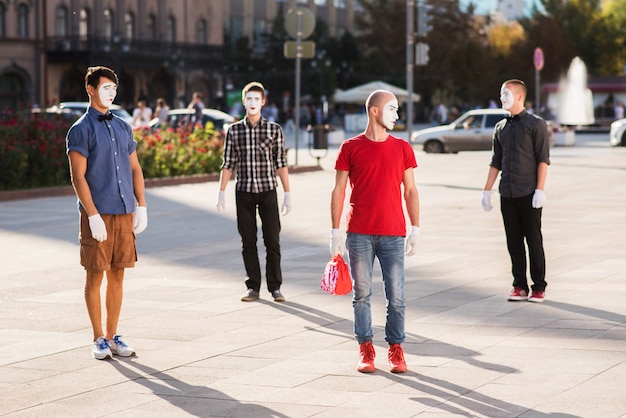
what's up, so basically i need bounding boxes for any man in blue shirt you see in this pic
[66,66,148,359]
[482,79,550,303]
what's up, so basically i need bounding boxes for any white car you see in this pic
[411,108,509,153]
[609,118,626,146]
[47,101,134,125]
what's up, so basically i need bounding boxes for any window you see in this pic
[18,3,29,38]
[166,16,176,42]
[253,20,267,51]
[147,14,156,40]
[124,12,134,40]
[55,6,67,37]
[0,3,6,37]
[314,0,327,5]
[486,114,507,128]
[0,72,25,110]
[79,8,89,41]
[334,0,346,8]
[196,19,207,44]
[103,9,113,40]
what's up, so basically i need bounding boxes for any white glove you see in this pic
[330,228,345,256]
[88,214,107,242]
[133,206,148,234]
[281,192,292,215]
[405,226,420,256]
[481,190,494,212]
[216,191,225,213]
[532,189,547,209]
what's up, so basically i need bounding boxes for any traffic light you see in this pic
[417,3,433,37]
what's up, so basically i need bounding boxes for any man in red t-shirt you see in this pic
[330,89,420,374]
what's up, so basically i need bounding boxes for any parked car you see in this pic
[411,108,510,153]
[149,107,235,134]
[46,101,134,125]
[609,118,626,146]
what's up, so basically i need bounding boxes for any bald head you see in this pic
[366,90,396,112]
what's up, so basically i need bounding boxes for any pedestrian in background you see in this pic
[330,89,420,374]
[482,79,550,303]
[66,66,148,360]
[155,97,169,125]
[188,92,205,127]
[216,82,292,302]
[131,99,152,129]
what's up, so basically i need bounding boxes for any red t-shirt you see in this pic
[335,134,417,236]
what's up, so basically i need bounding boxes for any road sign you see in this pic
[284,41,316,59]
[534,47,544,71]
[416,42,429,66]
[285,7,315,40]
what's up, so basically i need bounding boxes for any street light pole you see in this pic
[406,0,414,142]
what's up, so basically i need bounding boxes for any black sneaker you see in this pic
[271,289,285,302]
[241,289,260,302]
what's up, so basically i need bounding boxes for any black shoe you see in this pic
[271,289,285,302]
[241,289,260,302]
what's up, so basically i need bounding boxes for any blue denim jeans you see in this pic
[346,233,406,345]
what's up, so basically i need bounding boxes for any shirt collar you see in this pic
[87,106,109,121]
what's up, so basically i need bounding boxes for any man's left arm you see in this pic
[130,151,148,233]
[403,167,420,256]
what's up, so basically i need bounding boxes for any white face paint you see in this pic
[381,98,399,130]
[243,91,264,116]
[500,86,515,110]
[98,82,117,108]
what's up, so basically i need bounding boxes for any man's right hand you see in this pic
[216,191,225,214]
[481,190,494,212]
[88,214,107,242]
[330,228,345,256]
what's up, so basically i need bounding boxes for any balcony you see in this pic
[46,36,223,69]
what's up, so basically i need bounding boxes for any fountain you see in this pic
[557,57,595,126]
[553,57,595,145]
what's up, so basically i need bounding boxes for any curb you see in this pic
[0,165,323,202]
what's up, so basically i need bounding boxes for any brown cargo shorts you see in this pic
[79,209,137,271]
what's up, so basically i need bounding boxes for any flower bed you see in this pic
[0,106,224,191]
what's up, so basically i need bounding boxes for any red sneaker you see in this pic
[388,343,407,373]
[528,290,546,303]
[507,286,528,301]
[357,341,376,373]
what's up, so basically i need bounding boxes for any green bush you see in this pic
[0,106,225,191]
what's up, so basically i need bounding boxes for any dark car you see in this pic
[150,108,236,134]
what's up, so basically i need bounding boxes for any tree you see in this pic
[354,0,407,81]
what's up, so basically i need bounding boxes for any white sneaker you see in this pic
[108,335,136,357]
[91,336,112,360]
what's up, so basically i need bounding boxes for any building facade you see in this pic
[0,0,363,112]
[0,0,224,111]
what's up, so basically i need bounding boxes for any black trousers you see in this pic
[500,194,547,292]
[235,189,282,292]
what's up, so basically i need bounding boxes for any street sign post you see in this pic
[534,47,544,112]
[284,7,316,166]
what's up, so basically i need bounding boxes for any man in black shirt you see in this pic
[482,79,550,303]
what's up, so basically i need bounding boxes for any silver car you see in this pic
[411,108,509,153]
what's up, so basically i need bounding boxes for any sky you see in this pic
[459,0,543,16]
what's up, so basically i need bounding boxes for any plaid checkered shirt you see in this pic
[221,116,288,193]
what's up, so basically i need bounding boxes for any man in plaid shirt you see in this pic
[216,82,292,302]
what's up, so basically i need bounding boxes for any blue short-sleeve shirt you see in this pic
[66,106,137,214]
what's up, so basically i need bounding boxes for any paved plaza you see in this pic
[0,132,625,417]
